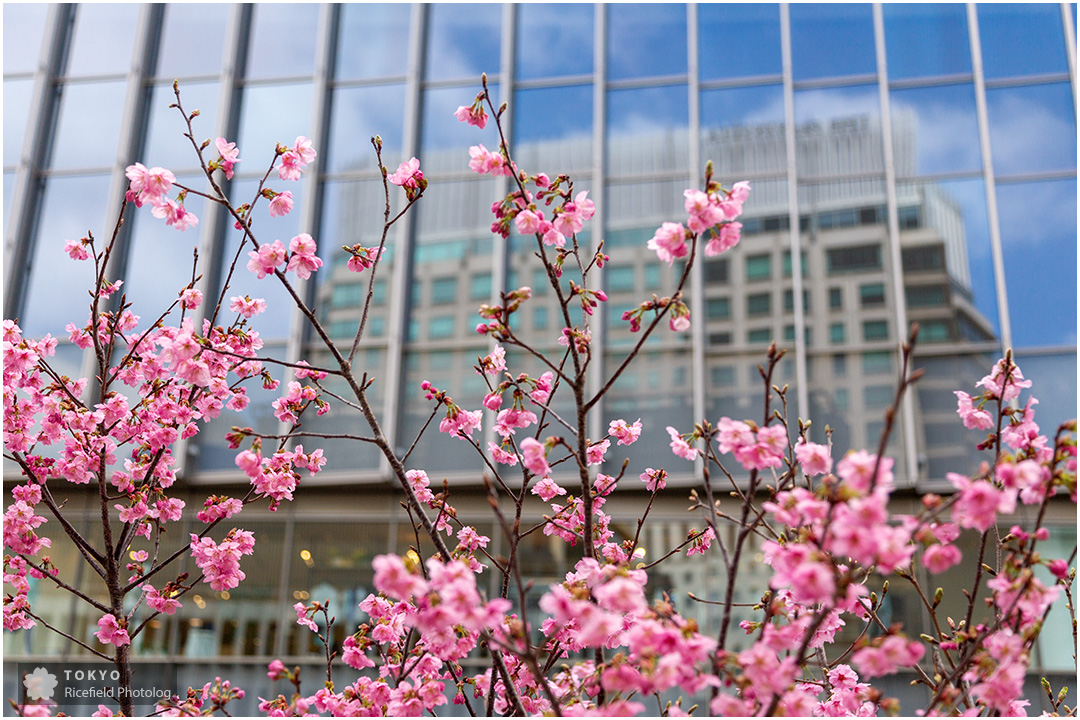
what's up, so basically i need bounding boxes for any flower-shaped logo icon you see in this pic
[23,667,58,701]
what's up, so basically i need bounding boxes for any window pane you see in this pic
[426,4,501,82]
[898,178,999,338]
[790,4,876,81]
[66,4,139,77]
[247,3,318,79]
[399,347,492,472]
[513,84,593,174]
[747,292,771,315]
[51,81,127,169]
[157,4,229,78]
[977,4,1068,80]
[891,84,981,176]
[830,322,845,344]
[3,171,13,230]
[216,177,308,340]
[237,83,315,167]
[607,4,687,81]
[986,83,1076,177]
[194,345,287,470]
[998,179,1076,348]
[794,85,881,177]
[607,85,689,176]
[123,173,208,315]
[862,319,889,341]
[883,4,971,80]
[411,178,497,340]
[20,175,110,338]
[3,78,34,164]
[698,4,781,80]
[144,81,221,172]
[700,84,786,176]
[604,349,693,474]
[3,3,49,75]
[1013,352,1077,443]
[337,4,411,80]
[516,4,593,80]
[327,84,407,174]
[746,253,771,281]
[420,84,502,171]
[285,520,391,655]
[911,353,1001,481]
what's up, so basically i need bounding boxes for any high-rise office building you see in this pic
[4,4,1076,713]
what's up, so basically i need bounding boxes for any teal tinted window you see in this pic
[706,297,730,320]
[429,316,454,339]
[830,322,845,344]
[607,265,636,292]
[862,351,894,374]
[747,292,771,315]
[470,273,492,300]
[432,277,458,304]
[863,320,889,341]
[747,328,771,344]
[860,283,885,307]
[746,253,771,280]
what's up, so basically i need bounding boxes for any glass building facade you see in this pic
[3,4,1076,714]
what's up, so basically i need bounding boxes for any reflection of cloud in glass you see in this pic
[124,174,208,316]
[237,84,315,165]
[890,84,981,176]
[607,86,690,175]
[145,82,222,171]
[987,84,1077,177]
[3,4,49,74]
[337,4,412,80]
[516,4,593,80]
[3,78,34,163]
[794,86,879,127]
[67,4,139,77]
[248,4,318,79]
[998,179,1077,348]
[426,4,501,82]
[20,175,110,337]
[157,4,229,78]
[607,4,687,80]
[327,84,407,174]
[52,81,128,170]
[420,85,502,172]
[513,85,593,174]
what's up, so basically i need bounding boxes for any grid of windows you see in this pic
[3,4,1075,496]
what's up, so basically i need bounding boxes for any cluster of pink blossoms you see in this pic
[278,136,317,180]
[647,181,750,266]
[247,233,323,280]
[189,529,255,592]
[125,163,198,231]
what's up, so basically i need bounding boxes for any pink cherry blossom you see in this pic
[246,240,288,279]
[268,191,294,217]
[95,613,130,647]
[388,157,424,189]
[609,418,642,446]
[454,104,488,129]
[64,239,90,261]
[520,437,551,477]
[647,222,688,265]
[794,438,832,476]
